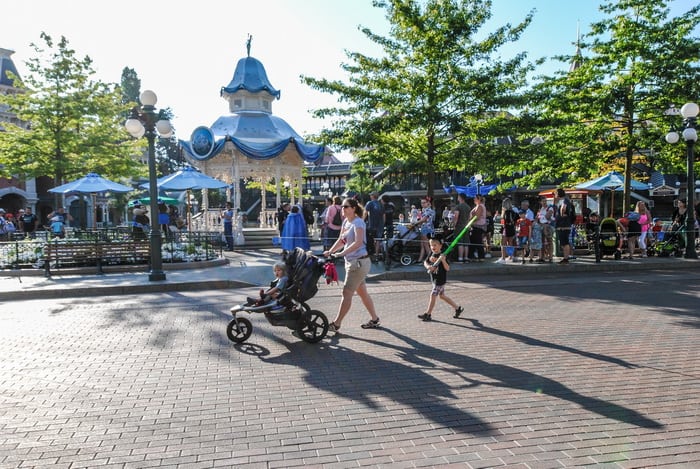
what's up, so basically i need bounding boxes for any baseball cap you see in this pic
[653,217,659,223]
[0,208,5,213]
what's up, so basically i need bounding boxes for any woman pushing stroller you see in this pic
[323,197,380,332]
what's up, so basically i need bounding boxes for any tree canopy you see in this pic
[0,33,145,189]
[302,0,535,197]
[527,0,700,209]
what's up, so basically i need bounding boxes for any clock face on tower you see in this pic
[190,126,215,158]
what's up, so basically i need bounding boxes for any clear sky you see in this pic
[1,0,694,156]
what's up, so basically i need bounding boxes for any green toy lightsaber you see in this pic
[430,215,477,267]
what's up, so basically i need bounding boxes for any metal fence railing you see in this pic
[0,229,224,272]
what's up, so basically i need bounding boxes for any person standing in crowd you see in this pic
[281,205,310,252]
[47,207,73,226]
[381,195,395,248]
[221,202,234,251]
[158,200,169,235]
[0,209,8,241]
[520,199,535,221]
[555,188,574,264]
[496,198,517,263]
[452,192,471,262]
[538,195,555,262]
[18,207,39,238]
[132,204,149,240]
[635,201,652,257]
[364,191,384,255]
[468,194,488,262]
[323,197,380,331]
[415,197,436,263]
[409,204,419,224]
[418,238,464,321]
[324,196,343,252]
[277,203,290,236]
[515,209,532,264]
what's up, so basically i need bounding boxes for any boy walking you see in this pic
[418,238,464,321]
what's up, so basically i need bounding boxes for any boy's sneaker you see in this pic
[454,306,464,318]
[495,258,506,264]
[361,318,381,329]
[417,313,431,321]
[484,252,492,258]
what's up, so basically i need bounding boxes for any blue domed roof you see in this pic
[0,49,21,87]
[221,56,280,99]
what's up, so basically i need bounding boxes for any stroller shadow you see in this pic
[261,335,496,435]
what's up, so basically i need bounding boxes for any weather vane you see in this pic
[246,34,252,57]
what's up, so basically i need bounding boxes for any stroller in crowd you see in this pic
[385,223,423,266]
[592,217,622,262]
[654,222,685,257]
[226,248,331,344]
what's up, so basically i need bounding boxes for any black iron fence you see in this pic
[0,229,224,272]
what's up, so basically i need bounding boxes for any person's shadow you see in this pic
[354,329,663,429]
[260,327,661,433]
[261,335,496,435]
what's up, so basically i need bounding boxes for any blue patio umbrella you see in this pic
[575,171,648,191]
[575,171,648,217]
[141,166,228,191]
[140,167,228,230]
[48,172,133,194]
[49,173,133,228]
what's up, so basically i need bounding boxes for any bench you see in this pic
[43,241,151,277]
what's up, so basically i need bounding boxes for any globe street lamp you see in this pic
[125,90,174,280]
[474,173,483,196]
[665,102,698,259]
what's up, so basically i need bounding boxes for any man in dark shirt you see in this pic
[19,207,39,238]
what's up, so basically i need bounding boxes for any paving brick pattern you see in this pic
[1,270,699,468]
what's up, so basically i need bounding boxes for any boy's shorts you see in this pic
[431,284,446,296]
[517,236,529,248]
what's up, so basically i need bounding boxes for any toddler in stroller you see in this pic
[226,248,331,344]
[246,262,288,309]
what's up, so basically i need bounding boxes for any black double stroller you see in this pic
[593,217,622,262]
[226,248,330,344]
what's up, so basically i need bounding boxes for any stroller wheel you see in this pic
[297,309,329,343]
[226,317,253,343]
[400,254,413,266]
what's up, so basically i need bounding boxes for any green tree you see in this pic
[0,33,145,200]
[345,163,379,203]
[302,0,534,197]
[528,0,700,209]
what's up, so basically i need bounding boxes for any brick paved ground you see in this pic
[1,269,699,468]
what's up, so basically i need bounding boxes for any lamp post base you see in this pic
[149,271,167,282]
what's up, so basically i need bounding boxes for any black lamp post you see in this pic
[665,102,698,259]
[125,90,173,280]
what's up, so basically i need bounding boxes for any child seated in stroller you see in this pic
[246,262,288,308]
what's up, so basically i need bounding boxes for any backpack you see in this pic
[566,200,576,224]
[365,229,376,257]
[331,205,342,226]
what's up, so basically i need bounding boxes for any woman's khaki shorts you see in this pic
[344,257,371,291]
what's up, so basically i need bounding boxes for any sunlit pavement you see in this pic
[0,261,698,467]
